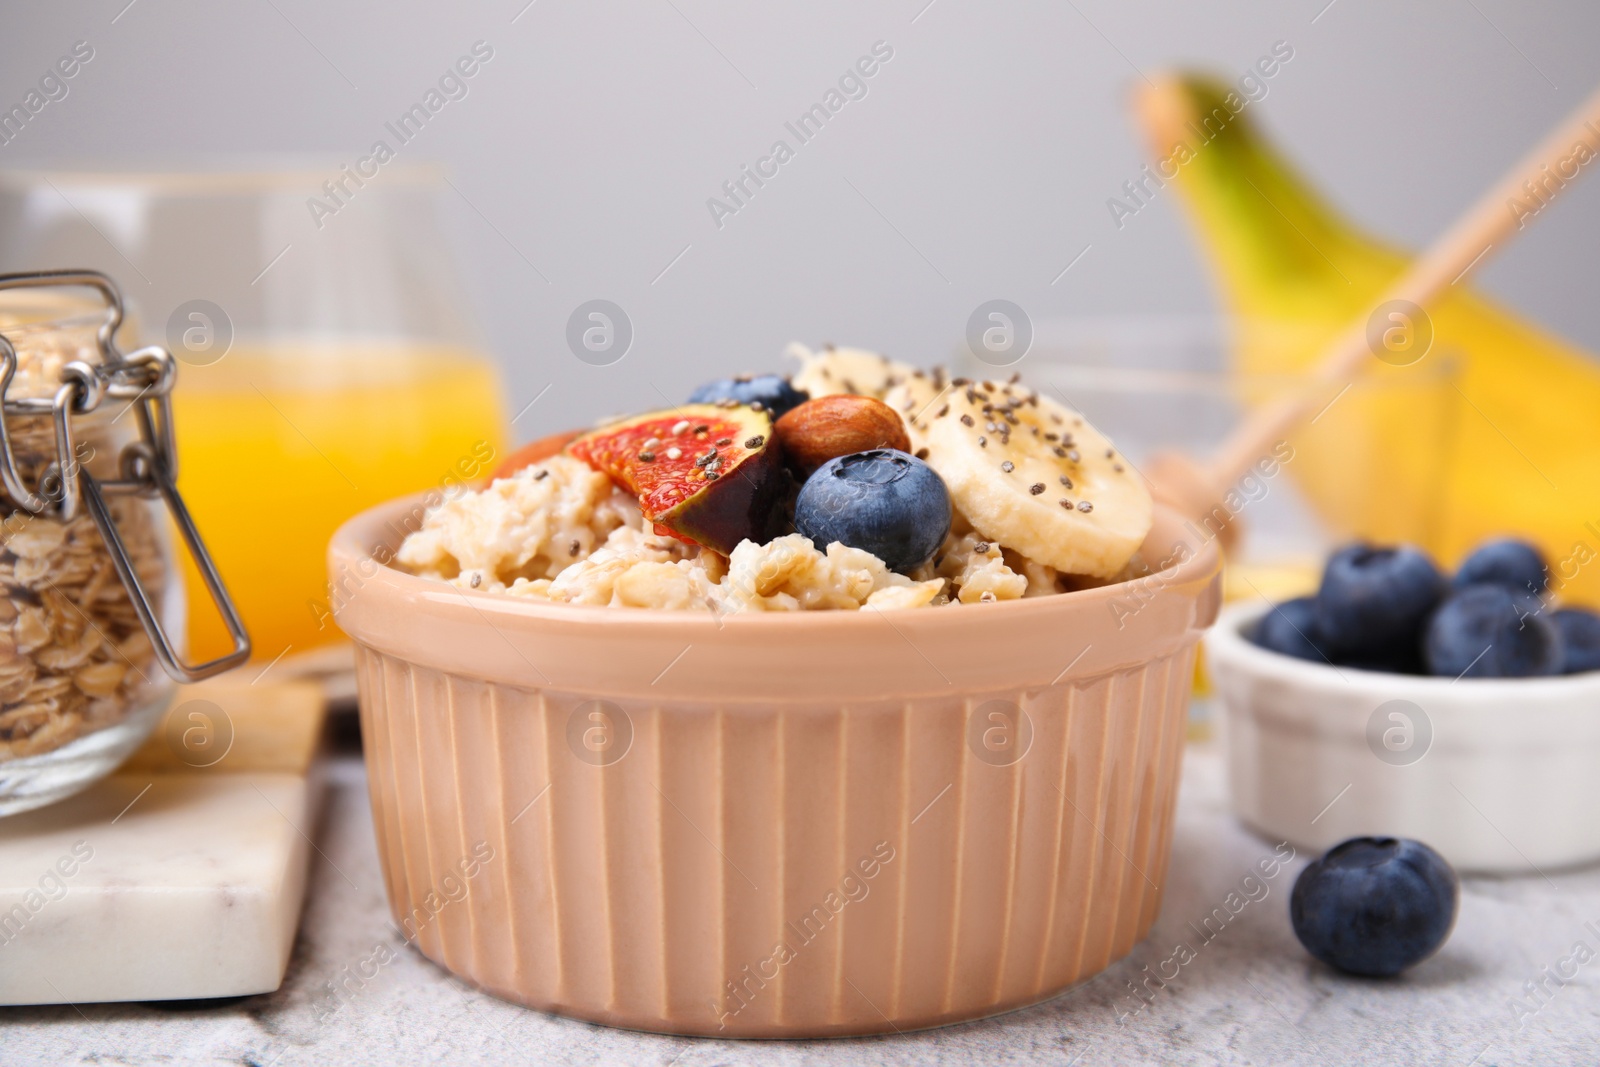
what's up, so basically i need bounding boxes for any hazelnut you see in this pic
[773,395,912,476]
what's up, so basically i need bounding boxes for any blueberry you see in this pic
[688,374,808,417]
[1315,544,1446,657]
[794,449,950,573]
[1454,538,1548,597]
[1290,837,1458,978]
[1554,608,1600,674]
[1250,597,1333,664]
[1423,584,1564,678]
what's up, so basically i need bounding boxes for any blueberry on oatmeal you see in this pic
[794,449,951,573]
[687,374,808,417]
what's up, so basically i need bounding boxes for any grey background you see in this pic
[0,0,1596,442]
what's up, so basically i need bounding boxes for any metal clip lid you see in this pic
[0,269,250,683]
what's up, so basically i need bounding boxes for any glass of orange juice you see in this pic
[0,165,509,664]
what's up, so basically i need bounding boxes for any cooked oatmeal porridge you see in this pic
[398,347,1153,612]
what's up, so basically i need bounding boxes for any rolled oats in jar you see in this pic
[0,271,249,814]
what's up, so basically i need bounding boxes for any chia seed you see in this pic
[1029,483,1045,495]
[534,469,549,481]
[1077,500,1093,513]
[744,435,765,449]
[960,414,975,427]
[1000,461,1014,473]
[671,420,690,435]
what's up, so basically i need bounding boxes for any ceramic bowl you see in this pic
[1207,601,1600,875]
[331,498,1220,1037]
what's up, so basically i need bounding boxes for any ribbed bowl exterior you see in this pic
[334,498,1220,1037]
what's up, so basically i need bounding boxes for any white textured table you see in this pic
[2,738,1594,1066]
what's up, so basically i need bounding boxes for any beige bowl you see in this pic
[330,498,1220,1037]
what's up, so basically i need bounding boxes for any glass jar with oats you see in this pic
[0,271,249,815]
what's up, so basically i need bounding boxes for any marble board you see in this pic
[0,676,325,1005]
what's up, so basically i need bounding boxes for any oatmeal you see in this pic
[400,462,944,612]
[398,344,1153,612]
[396,455,642,590]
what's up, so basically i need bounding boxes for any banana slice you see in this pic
[888,377,1152,578]
[788,343,933,401]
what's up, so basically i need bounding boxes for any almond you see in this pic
[773,395,912,476]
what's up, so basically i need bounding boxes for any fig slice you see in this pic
[567,404,784,554]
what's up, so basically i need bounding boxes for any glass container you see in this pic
[0,165,510,665]
[0,271,248,814]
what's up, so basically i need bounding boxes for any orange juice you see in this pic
[172,343,507,662]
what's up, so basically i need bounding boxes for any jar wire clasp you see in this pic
[0,269,251,683]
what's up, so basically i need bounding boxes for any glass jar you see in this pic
[0,166,509,666]
[0,271,248,815]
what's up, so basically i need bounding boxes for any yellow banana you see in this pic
[1136,74,1600,605]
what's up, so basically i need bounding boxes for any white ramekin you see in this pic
[1206,601,1600,874]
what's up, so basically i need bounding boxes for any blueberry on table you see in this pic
[794,449,951,573]
[688,374,808,418]
[1454,538,1549,597]
[1250,597,1332,664]
[1423,584,1564,678]
[1314,544,1447,657]
[1290,837,1458,978]
[1554,608,1600,674]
